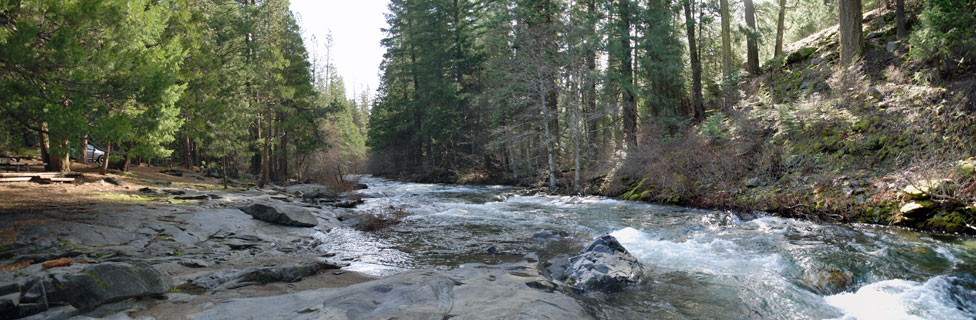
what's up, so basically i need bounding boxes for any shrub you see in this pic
[701,113,728,143]
[909,0,976,76]
[356,206,409,232]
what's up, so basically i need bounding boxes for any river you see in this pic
[313,176,976,319]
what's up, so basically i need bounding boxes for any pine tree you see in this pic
[744,0,760,74]
[839,0,864,65]
[683,0,705,121]
[0,0,186,172]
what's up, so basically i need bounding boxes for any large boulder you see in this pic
[240,202,318,227]
[557,235,643,294]
[49,262,171,311]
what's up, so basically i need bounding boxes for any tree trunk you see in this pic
[540,85,557,191]
[40,123,51,171]
[619,0,637,150]
[775,0,787,57]
[43,125,70,172]
[260,113,270,188]
[222,156,229,190]
[407,8,424,169]
[839,0,864,65]
[584,1,598,156]
[720,0,733,111]
[572,89,582,192]
[100,141,111,175]
[279,125,288,183]
[744,0,760,74]
[684,0,705,121]
[122,142,132,173]
[258,116,267,188]
[50,139,70,172]
[78,135,88,164]
[882,0,890,10]
[184,134,192,169]
[895,0,906,39]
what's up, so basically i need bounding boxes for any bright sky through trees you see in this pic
[289,0,389,99]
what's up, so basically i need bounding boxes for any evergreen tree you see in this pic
[0,0,187,172]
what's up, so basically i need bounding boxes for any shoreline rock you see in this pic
[240,202,318,227]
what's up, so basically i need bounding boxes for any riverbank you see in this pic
[0,167,597,319]
[3,173,974,319]
[393,8,976,235]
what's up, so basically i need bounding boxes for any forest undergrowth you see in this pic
[607,8,976,233]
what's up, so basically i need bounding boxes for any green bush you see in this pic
[909,0,976,65]
[701,113,727,143]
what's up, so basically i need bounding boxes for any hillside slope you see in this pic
[608,7,976,233]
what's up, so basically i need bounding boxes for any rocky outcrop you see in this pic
[240,202,318,227]
[188,256,593,320]
[50,262,171,311]
[547,235,643,294]
[188,260,344,292]
[1,262,171,318]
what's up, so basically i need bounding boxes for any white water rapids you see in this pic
[313,176,976,319]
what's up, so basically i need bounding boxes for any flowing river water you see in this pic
[313,176,976,319]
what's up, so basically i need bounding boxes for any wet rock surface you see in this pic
[50,262,172,311]
[240,202,319,227]
[1,262,171,318]
[188,255,593,320]
[0,183,372,319]
[188,260,346,291]
[283,184,338,202]
[547,235,643,294]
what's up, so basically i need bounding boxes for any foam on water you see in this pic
[825,276,976,320]
[346,176,976,318]
[610,227,784,276]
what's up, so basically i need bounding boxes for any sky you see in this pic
[289,0,389,100]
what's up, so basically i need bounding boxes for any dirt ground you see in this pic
[0,163,230,247]
[0,163,228,213]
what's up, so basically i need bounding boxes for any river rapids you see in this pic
[312,176,976,319]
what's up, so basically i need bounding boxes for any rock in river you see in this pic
[553,234,643,294]
[240,202,318,227]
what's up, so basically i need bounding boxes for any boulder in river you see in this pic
[240,202,318,227]
[801,267,854,295]
[555,234,643,294]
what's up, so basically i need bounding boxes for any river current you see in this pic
[312,176,976,319]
